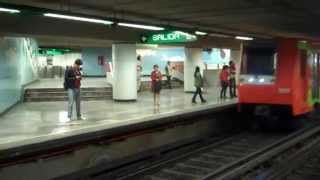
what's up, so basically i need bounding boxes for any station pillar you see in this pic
[184,48,203,92]
[112,43,137,101]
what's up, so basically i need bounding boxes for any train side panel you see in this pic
[239,39,313,116]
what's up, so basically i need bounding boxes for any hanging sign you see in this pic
[141,31,197,44]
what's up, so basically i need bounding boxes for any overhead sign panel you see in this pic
[141,31,197,44]
[39,48,72,56]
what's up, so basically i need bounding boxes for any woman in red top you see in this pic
[219,65,229,99]
[151,64,162,106]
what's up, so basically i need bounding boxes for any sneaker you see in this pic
[192,101,197,104]
[77,116,86,120]
[201,100,207,103]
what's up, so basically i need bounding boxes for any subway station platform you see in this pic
[0,88,236,153]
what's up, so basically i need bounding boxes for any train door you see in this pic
[311,53,320,103]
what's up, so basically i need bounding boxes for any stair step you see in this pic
[25,87,111,93]
[25,92,112,97]
[24,95,112,102]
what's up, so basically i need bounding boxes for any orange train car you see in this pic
[238,38,320,127]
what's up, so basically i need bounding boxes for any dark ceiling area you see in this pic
[1,0,320,40]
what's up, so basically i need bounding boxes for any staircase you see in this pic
[24,87,112,102]
[140,80,183,91]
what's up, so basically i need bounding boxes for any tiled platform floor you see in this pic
[0,88,236,151]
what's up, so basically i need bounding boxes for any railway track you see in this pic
[96,120,320,180]
[99,132,286,180]
[284,155,320,180]
[218,121,320,180]
[253,123,320,180]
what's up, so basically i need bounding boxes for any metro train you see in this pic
[238,38,320,129]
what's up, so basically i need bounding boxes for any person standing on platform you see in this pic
[151,64,162,106]
[220,65,229,99]
[229,61,237,98]
[64,59,84,120]
[165,61,172,89]
[192,66,206,103]
[137,55,142,92]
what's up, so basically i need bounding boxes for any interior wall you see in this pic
[0,37,39,114]
[82,48,112,76]
[51,53,82,67]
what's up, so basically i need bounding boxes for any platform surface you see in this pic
[0,88,236,151]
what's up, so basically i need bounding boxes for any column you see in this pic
[184,48,203,92]
[112,43,137,101]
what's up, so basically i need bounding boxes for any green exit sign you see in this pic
[141,31,197,44]
[39,48,72,56]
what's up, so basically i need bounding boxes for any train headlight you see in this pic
[259,78,265,83]
[248,77,255,83]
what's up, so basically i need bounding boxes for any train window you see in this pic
[241,48,277,75]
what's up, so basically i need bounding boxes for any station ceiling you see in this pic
[1,0,320,49]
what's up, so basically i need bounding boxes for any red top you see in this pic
[220,69,229,82]
[74,68,82,89]
[151,70,162,85]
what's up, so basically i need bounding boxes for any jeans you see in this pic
[68,88,81,118]
[192,87,205,102]
[220,81,228,99]
[229,78,237,97]
[166,75,172,88]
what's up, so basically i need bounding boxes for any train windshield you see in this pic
[241,48,277,75]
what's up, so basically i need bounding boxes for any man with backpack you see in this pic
[64,59,84,120]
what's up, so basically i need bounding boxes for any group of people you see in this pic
[219,61,237,99]
[150,60,237,106]
[65,59,237,120]
[150,63,207,106]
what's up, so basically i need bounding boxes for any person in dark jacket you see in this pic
[192,66,206,103]
[229,61,237,98]
[165,61,172,89]
[65,59,84,120]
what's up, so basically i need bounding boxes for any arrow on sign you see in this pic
[141,35,148,43]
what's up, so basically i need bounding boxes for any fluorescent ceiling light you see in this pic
[0,7,20,13]
[209,33,232,38]
[235,36,254,41]
[195,31,207,36]
[43,13,113,25]
[118,22,164,31]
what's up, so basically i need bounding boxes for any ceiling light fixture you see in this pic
[118,22,164,31]
[235,36,254,41]
[0,7,20,13]
[195,31,207,36]
[209,33,232,38]
[43,13,113,25]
